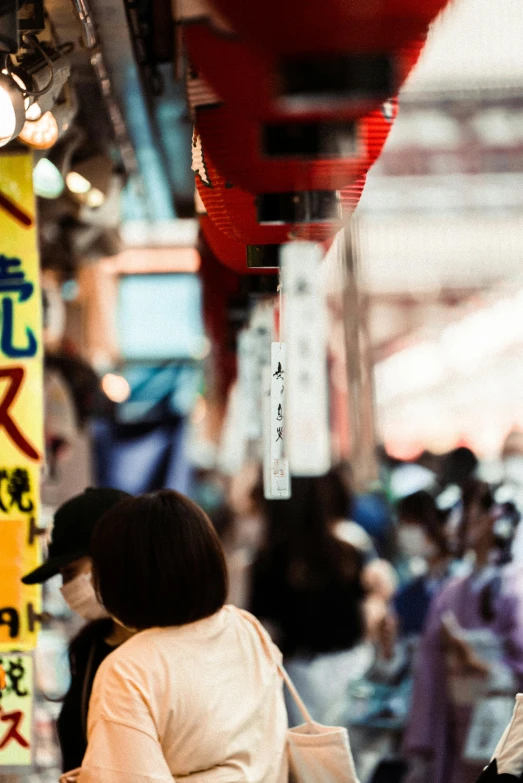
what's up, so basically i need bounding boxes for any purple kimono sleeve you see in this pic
[496,568,523,687]
[403,580,458,756]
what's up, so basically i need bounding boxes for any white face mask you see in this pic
[397,526,438,560]
[60,572,109,621]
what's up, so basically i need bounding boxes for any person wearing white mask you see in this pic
[394,491,453,637]
[22,487,132,773]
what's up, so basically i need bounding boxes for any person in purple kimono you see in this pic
[403,480,523,783]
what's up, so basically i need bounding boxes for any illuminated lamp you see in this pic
[33,157,65,199]
[16,39,72,121]
[19,110,58,148]
[101,373,131,403]
[0,71,25,146]
[181,8,425,121]
[194,96,397,194]
[66,153,113,207]
[193,130,341,252]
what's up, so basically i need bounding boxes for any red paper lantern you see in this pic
[182,16,423,122]
[210,0,448,56]
[200,214,277,276]
[193,130,342,252]
[194,98,397,194]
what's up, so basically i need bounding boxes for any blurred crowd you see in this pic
[192,435,523,783]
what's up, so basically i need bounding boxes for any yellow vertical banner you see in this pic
[0,152,43,652]
[0,653,34,767]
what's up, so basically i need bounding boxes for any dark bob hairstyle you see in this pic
[90,490,229,630]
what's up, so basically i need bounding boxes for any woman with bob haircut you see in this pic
[74,490,288,783]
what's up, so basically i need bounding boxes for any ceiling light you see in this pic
[66,170,91,194]
[68,154,113,194]
[16,38,72,118]
[101,373,131,403]
[84,187,105,208]
[19,110,58,149]
[0,72,25,147]
[33,157,64,199]
[25,101,42,120]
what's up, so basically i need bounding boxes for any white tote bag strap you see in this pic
[277,661,315,725]
[238,609,315,726]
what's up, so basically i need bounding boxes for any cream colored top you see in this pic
[78,606,288,783]
[493,694,523,776]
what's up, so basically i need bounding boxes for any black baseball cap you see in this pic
[22,487,131,584]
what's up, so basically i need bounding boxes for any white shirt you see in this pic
[78,606,288,783]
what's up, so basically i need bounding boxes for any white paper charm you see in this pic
[281,241,331,476]
[264,342,291,499]
[262,366,273,499]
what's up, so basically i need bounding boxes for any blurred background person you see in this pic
[403,480,523,783]
[394,491,453,637]
[250,469,396,728]
[22,488,131,773]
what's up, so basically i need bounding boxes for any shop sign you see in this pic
[0,153,43,652]
[0,652,33,768]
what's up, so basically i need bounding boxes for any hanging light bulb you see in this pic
[66,171,91,194]
[0,72,25,147]
[19,110,59,149]
[33,158,65,199]
[25,101,42,121]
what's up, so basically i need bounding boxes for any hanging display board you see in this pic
[0,153,43,653]
[282,242,331,476]
[0,652,34,768]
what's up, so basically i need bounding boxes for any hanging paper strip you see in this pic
[0,152,43,653]
[267,342,291,499]
[282,242,331,476]
[262,365,272,499]
[250,301,274,458]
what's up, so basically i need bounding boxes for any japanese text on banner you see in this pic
[0,153,43,653]
[0,652,33,767]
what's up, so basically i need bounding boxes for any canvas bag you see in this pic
[279,663,360,783]
[241,609,360,783]
[464,696,516,765]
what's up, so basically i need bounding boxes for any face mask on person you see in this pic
[397,525,438,559]
[60,572,109,621]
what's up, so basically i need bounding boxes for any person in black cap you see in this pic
[22,487,131,774]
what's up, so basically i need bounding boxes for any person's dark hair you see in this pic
[461,479,495,514]
[90,490,229,630]
[262,474,361,588]
[396,490,449,554]
[442,446,478,487]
